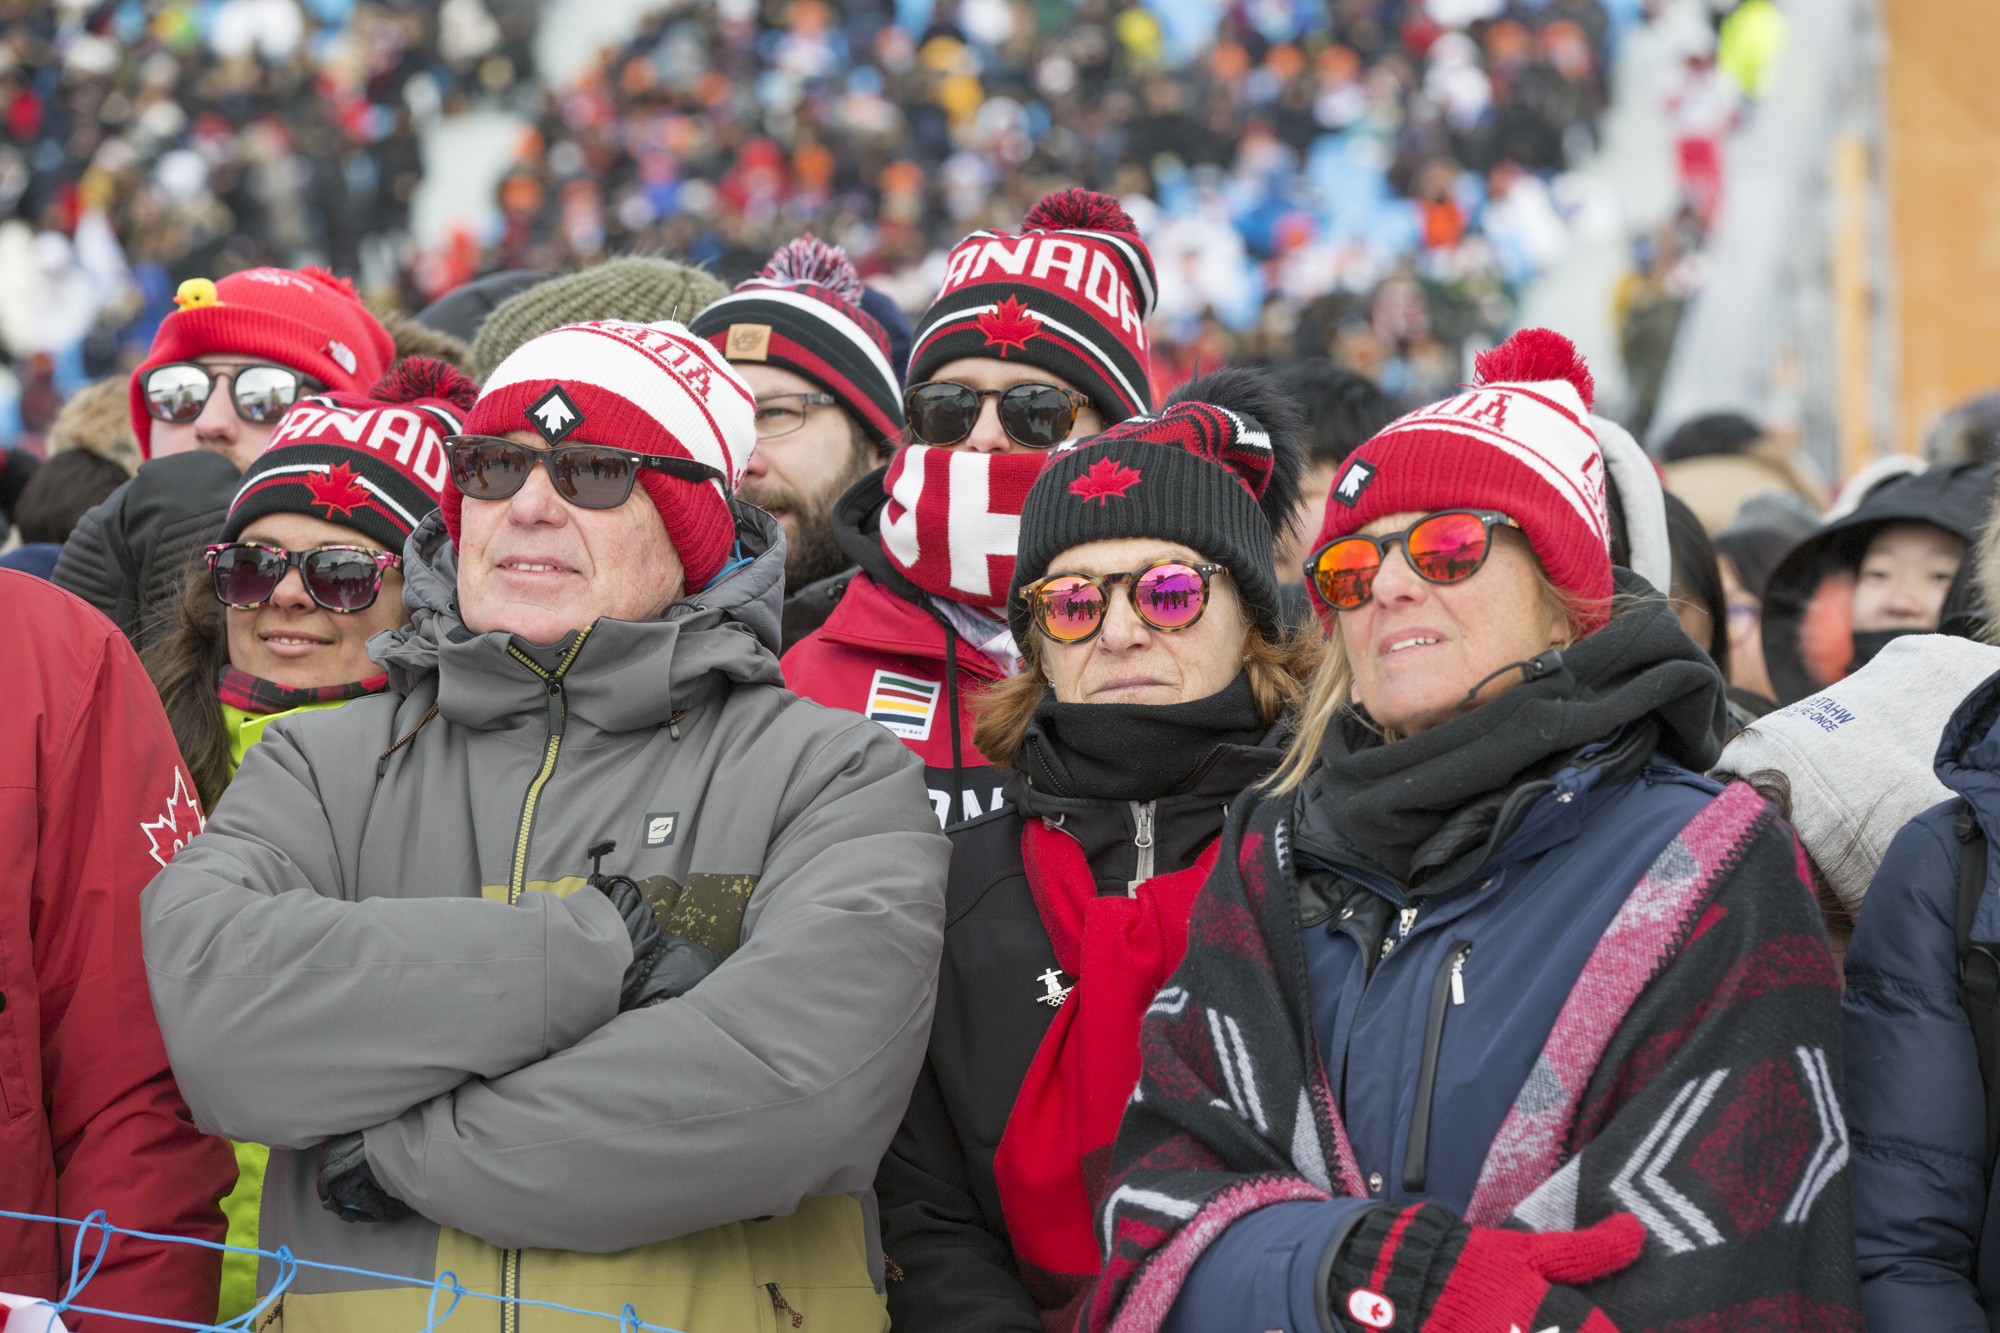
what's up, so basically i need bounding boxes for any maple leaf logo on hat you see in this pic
[305,461,372,518]
[1069,456,1142,505]
[976,296,1043,355]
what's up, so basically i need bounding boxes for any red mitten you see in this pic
[1328,1203,1644,1333]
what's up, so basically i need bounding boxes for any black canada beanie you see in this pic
[1009,365,1304,648]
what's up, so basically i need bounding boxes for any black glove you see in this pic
[596,875,723,1010]
[317,1132,413,1224]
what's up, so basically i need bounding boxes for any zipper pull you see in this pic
[1134,803,1155,852]
[1450,949,1467,1005]
[1398,906,1418,938]
[546,680,565,735]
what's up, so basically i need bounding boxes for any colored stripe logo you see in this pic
[866,670,940,741]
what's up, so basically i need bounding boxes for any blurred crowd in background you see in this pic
[0,0,1797,456]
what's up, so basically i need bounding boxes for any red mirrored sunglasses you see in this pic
[1304,509,1520,610]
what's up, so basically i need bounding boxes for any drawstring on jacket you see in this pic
[944,620,963,822]
[374,703,440,780]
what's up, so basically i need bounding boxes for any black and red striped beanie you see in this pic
[221,357,476,552]
[908,189,1158,423]
[690,236,903,446]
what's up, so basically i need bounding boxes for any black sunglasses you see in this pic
[444,435,724,510]
[143,362,322,425]
[904,381,1088,450]
[206,541,402,613]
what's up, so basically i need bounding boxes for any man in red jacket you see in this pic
[780,189,1157,827]
[0,570,234,1326]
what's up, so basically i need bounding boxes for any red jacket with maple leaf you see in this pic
[781,471,1011,826]
[0,571,234,1325]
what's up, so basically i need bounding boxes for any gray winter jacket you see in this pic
[141,504,949,1332]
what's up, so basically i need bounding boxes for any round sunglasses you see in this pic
[444,435,724,510]
[905,381,1088,451]
[206,541,402,613]
[1022,559,1226,644]
[1305,509,1521,610]
[143,362,321,426]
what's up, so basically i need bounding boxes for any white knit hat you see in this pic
[1715,634,2000,910]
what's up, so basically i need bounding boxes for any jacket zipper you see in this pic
[1402,939,1473,1193]
[1127,800,1157,892]
[498,629,591,1333]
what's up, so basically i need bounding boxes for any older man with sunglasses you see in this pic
[140,319,948,1331]
[53,268,394,647]
[780,189,1157,827]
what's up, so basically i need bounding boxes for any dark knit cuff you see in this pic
[1327,1203,1465,1331]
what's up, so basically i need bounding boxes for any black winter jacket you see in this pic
[876,708,1283,1331]
[51,449,240,650]
[1846,664,2000,1330]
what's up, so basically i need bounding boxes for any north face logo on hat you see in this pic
[1332,459,1377,508]
[527,384,584,444]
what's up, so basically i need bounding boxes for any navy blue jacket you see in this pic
[1165,745,1721,1331]
[1846,667,2000,1332]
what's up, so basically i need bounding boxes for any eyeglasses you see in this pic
[754,392,838,439]
[1021,560,1226,644]
[143,362,322,425]
[206,542,402,612]
[904,380,1089,451]
[1305,510,1521,610]
[444,435,724,510]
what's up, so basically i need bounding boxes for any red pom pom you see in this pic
[371,356,478,410]
[1023,188,1140,237]
[1474,327,1595,410]
[756,234,863,301]
[298,264,364,302]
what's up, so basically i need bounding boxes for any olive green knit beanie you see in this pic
[470,257,730,383]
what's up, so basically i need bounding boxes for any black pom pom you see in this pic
[1166,365,1307,538]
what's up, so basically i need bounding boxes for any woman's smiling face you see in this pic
[224,511,406,688]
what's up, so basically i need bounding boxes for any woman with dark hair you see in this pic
[1711,524,1794,704]
[876,368,1320,1331]
[138,357,469,1321]
[1083,331,1857,1333]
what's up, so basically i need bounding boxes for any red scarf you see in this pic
[993,817,1220,1323]
[880,443,1045,608]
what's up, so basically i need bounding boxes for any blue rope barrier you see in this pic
[0,1208,691,1333]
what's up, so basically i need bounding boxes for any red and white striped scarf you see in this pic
[880,444,1047,609]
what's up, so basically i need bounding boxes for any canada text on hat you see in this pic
[264,394,460,493]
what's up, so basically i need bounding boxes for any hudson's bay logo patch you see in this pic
[866,670,941,741]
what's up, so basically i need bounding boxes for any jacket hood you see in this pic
[1938,664,2000,874]
[1718,634,2000,911]
[1294,567,1727,890]
[1761,461,1996,705]
[370,502,788,727]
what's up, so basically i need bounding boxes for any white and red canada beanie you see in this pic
[131,267,396,458]
[1309,328,1614,628]
[1009,366,1307,646]
[222,358,476,552]
[908,188,1159,423]
[689,235,903,446]
[448,320,756,593]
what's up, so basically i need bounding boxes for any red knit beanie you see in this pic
[130,267,395,458]
[1309,328,1614,628]
[446,320,756,593]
